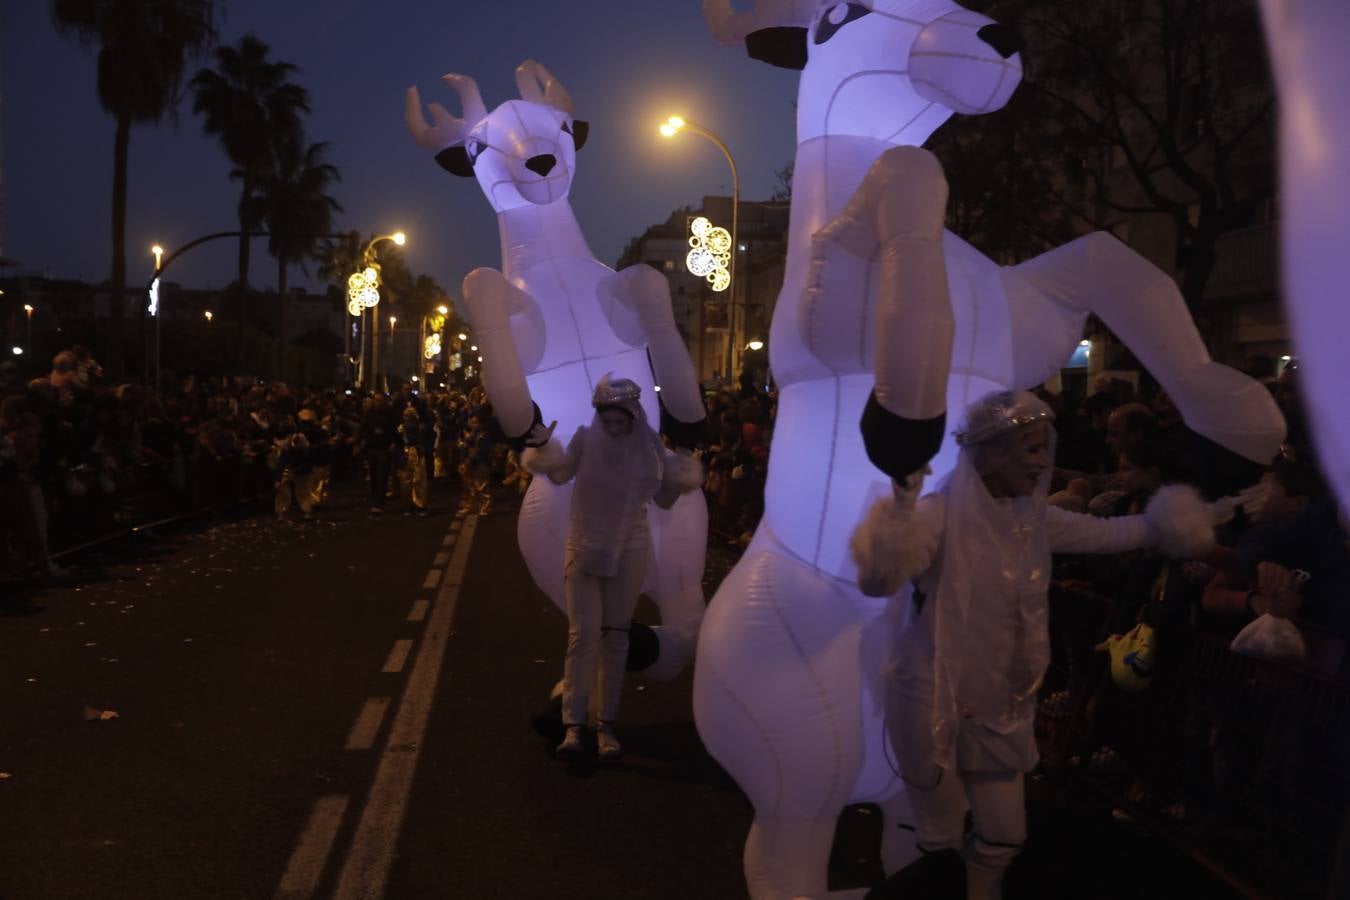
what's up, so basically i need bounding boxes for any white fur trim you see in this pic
[1144,484,1216,559]
[850,494,943,597]
[662,450,704,495]
[522,439,565,475]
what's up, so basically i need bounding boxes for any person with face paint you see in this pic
[523,376,703,760]
[852,389,1227,900]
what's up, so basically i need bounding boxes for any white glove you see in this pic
[888,464,931,518]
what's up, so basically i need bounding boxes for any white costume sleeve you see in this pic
[522,430,583,486]
[851,493,946,598]
[1046,484,1216,558]
[1045,506,1152,555]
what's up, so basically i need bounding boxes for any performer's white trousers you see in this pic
[907,766,1026,900]
[562,547,646,727]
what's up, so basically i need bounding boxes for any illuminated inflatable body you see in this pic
[692,2,1286,897]
[1259,1,1350,509]
[405,61,708,679]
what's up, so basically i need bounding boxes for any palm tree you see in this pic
[51,0,217,377]
[190,35,308,369]
[262,136,342,380]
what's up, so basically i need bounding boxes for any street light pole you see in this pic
[661,116,740,382]
[23,304,34,351]
[351,232,406,390]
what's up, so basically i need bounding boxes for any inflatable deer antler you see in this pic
[404,74,487,152]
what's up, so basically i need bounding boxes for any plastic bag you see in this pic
[1230,613,1307,663]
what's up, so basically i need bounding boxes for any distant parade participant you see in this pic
[524,376,703,760]
[359,394,399,514]
[457,410,496,516]
[398,406,430,515]
[851,389,1223,899]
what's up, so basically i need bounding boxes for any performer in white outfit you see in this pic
[852,389,1223,899]
[525,377,702,759]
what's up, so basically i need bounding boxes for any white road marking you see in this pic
[421,569,442,590]
[432,551,450,567]
[406,599,430,622]
[273,794,350,899]
[381,639,414,674]
[344,697,392,751]
[332,515,479,900]
[440,532,455,546]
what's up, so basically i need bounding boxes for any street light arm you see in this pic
[145,230,350,295]
[676,120,741,379]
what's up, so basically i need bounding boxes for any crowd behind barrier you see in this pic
[5,348,1347,895]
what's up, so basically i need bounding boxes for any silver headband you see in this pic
[954,390,1055,446]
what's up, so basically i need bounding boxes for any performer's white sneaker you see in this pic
[597,725,623,760]
[556,726,585,758]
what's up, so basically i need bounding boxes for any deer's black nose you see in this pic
[525,154,557,176]
[976,24,1024,59]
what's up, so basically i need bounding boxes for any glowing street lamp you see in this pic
[745,340,764,352]
[458,333,467,341]
[437,305,449,315]
[204,310,214,323]
[660,114,740,378]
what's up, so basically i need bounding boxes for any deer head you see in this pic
[405,60,591,212]
[704,0,1024,146]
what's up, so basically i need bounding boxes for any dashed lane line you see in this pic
[272,794,350,900]
[344,697,392,751]
[331,515,479,900]
[421,569,442,590]
[432,551,450,568]
[381,639,414,674]
[406,599,430,623]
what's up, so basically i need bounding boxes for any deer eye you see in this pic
[815,3,870,45]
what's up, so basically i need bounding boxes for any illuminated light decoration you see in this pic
[695,4,1286,898]
[347,266,383,316]
[148,278,160,317]
[1258,0,1350,508]
[424,333,442,359]
[686,216,731,292]
[406,60,708,682]
[449,352,463,371]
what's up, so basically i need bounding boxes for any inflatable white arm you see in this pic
[1010,233,1284,466]
[808,146,953,419]
[461,267,545,439]
[598,266,704,424]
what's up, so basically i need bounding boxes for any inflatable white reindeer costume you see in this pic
[405,62,709,680]
[691,2,1286,898]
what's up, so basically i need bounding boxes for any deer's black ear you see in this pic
[434,145,475,178]
[746,27,809,70]
[571,120,590,151]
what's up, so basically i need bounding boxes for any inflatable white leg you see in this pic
[694,545,865,900]
[516,476,569,611]
[643,490,710,681]
[1006,233,1285,466]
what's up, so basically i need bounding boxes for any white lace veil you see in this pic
[926,390,1057,771]
[568,375,667,576]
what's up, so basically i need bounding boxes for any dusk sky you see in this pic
[2,1,800,302]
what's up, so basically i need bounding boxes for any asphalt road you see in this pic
[1,481,1242,900]
[0,484,752,900]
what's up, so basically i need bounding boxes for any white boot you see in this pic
[597,723,623,760]
[556,725,585,758]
